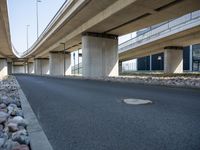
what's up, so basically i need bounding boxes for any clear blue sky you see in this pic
[7,0,66,53]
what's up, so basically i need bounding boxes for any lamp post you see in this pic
[36,0,41,39]
[60,43,66,76]
[78,49,80,74]
[26,25,30,50]
[73,53,75,75]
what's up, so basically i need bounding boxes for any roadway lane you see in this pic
[15,75,200,150]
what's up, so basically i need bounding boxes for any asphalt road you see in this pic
[15,75,200,150]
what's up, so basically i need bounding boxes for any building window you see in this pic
[192,44,200,71]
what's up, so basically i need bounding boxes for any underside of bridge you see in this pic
[1,0,200,77]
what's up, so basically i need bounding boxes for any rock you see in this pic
[0,108,8,113]
[8,123,19,132]
[3,139,20,150]
[15,110,23,117]
[7,106,14,115]
[12,144,30,150]
[0,131,8,139]
[0,103,7,109]
[0,137,6,147]
[12,134,30,145]
[0,111,9,123]
[9,98,21,107]
[8,104,17,109]
[0,124,4,131]
[9,116,28,127]
[1,96,11,106]
[12,129,28,137]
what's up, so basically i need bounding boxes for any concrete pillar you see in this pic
[12,65,25,74]
[28,62,34,74]
[82,32,118,77]
[34,58,49,75]
[49,52,64,76]
[164,46,183,73]
[49,52,71,76]
[0,58,8,79]
[24,63,28,74]
[7,62,12,75]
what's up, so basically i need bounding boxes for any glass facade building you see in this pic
[135,44,200,72]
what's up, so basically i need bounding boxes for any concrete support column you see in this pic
[49,52,71,76]
[0,58,8,79]
[164,46,183,73]
[7,62,12,75]
[28,62,34,74]
[24,63,28,74]
[82,32,118,77]
[13,65,25,74]
[34,58,49,75]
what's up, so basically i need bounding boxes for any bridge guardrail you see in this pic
[119,10,200,53]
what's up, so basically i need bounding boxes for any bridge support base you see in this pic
[49,52,71,76]
[0,58,8,79]
[82,32,119,77]
[164,46,183,73]
[34,58,49,75]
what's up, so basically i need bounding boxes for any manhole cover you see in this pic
[123,98,152,105]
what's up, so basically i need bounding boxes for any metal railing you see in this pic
[119,10,200,53]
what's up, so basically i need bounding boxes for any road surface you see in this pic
[15,75,200,150]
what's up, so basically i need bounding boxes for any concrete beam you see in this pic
[82,32,118,77]
[164,46,183,73]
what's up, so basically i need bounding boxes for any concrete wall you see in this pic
[0,58,8,79]
[82,33,118,77]
[164,49,183,73]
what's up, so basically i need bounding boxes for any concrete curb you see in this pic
[14,76,53,150]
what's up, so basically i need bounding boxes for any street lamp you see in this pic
[36,0,41,39]
[26,25,30,50]
[60,43,66,76]
[78,49,80,74]
[73,53,75,75]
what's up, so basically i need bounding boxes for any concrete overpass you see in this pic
[1,0,200,78]
[11,0,200,77]
[0,0,16,78]
[119,10,200,73]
